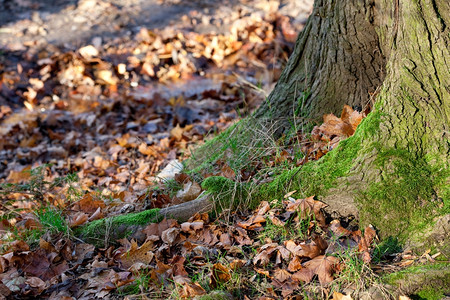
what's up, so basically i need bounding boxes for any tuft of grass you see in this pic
[35,206,70,235]
[372,236,402,263]
[330,249,391,299]
[162,178,184,197]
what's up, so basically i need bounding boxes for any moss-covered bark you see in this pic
[193,0,449,254]
[81,0,449,256]
[77,193,212,247]
[383,263,450,299]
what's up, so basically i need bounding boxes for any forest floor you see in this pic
[0,0,444,299]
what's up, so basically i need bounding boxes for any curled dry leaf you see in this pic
[358,224,377,263]
[253,250,271,266]
[180,221,204,232]
[173,275,206,298]
[119,239,155,269]
[332,291,353,300]
[230,259,247,270]
[69,212,89,227]
[210,262,231,288]
[161,227,180,246]
[287,256,303,272]
[237,214,266,230]
[176,180,202,202]
[257,201,271,215]
[329,220,352,237]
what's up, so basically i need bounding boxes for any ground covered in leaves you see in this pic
[0,0,445,299]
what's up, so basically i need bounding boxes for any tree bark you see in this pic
[254,0,386,127]
[82,0,449,251]
[258,0,449,249]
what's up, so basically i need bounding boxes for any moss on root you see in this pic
[194,103,449,252]
[359,149,449,243]
[76,208,161,246]
[384,263,450,299]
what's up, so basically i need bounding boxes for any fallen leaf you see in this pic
[303,255,339,285]
[119,239,155,269]
[273,268,291,283]
[332,291,353,300]
[176,180,202,202]
[210,263,231,288]
[161,227,180,246]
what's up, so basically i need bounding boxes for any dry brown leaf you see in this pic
[292,267,314,283]
[284,190,297,198]
[170,256,188,276]
[230,259,247,270]
[25,276,46,291]
[332,291,353,300]
[253,250,270,266]
[257,201,271,215]
[6,167,32,183]
[254,268,271,278]
[74,193,106,214]
[287,256,303,272]
[161,227,180,246]
[286,196,327,225]
[119,239,155,269]
[237,214,266,230]
[210,263,231,288]
[329,220,352,237]
[220,163,236,179]
[358,224,377,263]
[268,215,285,226]
[143,219,178,238]
[69,212,89,227]
[138,143,158,157]
[174,275,206,298]
[273,268,291,283]
[181,221,204,233]
[303,255,339,285]
[171,124,184,141]
[176,180,202,202]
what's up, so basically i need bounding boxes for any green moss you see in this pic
[254,129,363,202]
[416,287,446,300]
[384,263,450,299]
[359,149,448,242]
[76,208,161,246]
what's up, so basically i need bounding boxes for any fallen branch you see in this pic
[76,192,212,247]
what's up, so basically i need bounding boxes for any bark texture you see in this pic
[190,0,449,249]
[254,0,386,126]
[271,0,450,248]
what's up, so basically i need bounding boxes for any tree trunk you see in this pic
[254,0,387,126]
[81,0,449,252]
[256,0,449,250]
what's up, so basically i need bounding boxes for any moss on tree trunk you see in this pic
[196,0,449,253]
[78,0,449,257]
